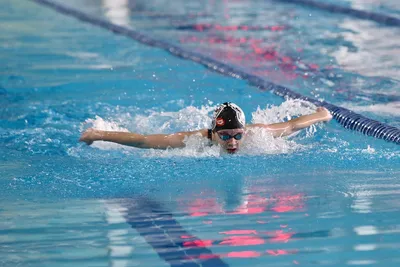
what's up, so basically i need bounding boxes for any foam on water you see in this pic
[80,115,130,150]
[80,99,322,157]
[131,105,214,134]
[251,99,317,124]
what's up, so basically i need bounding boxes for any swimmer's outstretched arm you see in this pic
[79,128,208,149]
[248,107,333,137]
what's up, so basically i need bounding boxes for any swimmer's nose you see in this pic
[226,138,237,145]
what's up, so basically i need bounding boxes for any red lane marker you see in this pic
[266,249,290,256]
[270,231,294,243]
[220,235,265,246]
[271,205,296,212]
[183,239,213,247]
[225,251,262,258]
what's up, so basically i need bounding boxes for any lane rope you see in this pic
[31,0,400,144]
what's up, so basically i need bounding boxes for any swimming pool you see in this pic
[1,0,399,266]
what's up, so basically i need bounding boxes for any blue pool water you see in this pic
[1,0,399,266]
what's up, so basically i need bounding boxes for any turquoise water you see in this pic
[56,0,400,127]
[1,0,399,266]
[313,0,400,19]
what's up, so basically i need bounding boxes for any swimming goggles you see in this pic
[218,133,243,141]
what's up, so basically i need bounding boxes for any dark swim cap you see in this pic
[211,102,246,131]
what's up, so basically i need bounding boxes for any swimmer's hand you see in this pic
[316,107,333,122]
[79,128,103,145]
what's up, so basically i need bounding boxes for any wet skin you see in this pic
[215,128,245,154]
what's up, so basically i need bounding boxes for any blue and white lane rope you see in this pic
[272,0,400,27]
[31,0,400,145]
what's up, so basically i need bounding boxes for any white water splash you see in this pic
[251,99,319,138]
[81,115,131,150]
[251,99,317,124]
[143,134,221,158]
[362,145,376,154]
[240,127,307,155]
[78,100,320,157]
[131,105,214,134]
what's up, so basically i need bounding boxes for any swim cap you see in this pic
[211,102,246,131]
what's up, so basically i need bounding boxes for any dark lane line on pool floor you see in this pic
[121,197,229,267]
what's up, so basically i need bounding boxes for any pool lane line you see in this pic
[121,198,229,267]
[272,0,400,27]
[30,0,400,145]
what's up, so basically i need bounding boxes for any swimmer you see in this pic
[79,102,333,154]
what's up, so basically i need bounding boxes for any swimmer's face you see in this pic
[215,128,245,154]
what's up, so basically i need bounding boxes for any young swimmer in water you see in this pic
[79,102,333,154]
